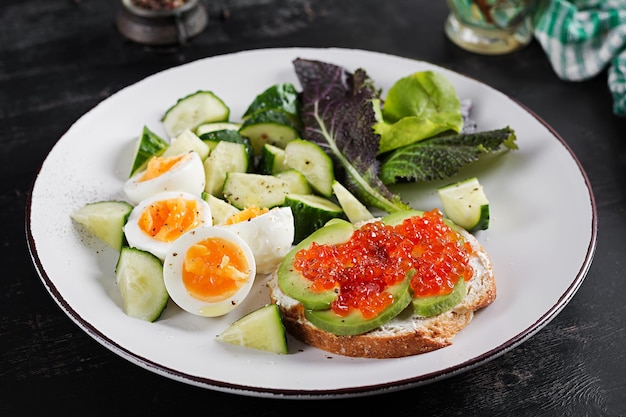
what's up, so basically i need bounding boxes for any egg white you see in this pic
[123,151,205,205]
[163,226,256,317]
[124,191,212,261]
[221,206,295,274]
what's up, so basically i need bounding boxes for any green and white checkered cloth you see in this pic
[532,0,626,116]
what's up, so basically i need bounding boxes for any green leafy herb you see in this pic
[293,58,410,213]
[379,127,518,185]
[242,83,300,121]
[374,71,464,154]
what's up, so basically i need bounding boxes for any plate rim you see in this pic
[25,46,598,399]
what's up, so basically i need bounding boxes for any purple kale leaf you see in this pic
[293,58,410,213]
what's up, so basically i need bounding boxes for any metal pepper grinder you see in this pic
[116,0,208,45]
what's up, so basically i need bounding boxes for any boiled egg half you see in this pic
[163,226,256,317]
[221,206,294,274]
[123,151,205,205]
[124,190,212,261]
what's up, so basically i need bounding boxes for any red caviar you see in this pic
[293,209,474,319]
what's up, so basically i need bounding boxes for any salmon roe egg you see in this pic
[293,209,474,318]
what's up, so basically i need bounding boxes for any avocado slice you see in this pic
[276,219,355,310]
[304,271,414,336]
[382,209,460,231]
[412,277,467,317]
[381,209,424,226]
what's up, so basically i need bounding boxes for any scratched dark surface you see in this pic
[2,0,625,415]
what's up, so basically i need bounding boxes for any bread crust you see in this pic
[268,229,496,359]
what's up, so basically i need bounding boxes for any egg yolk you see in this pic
[138,197,203,242]
[139,153,187,182]
[182,237,251,302]
[224,206,269,225]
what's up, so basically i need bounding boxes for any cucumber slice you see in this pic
[284,193,345,244]
[275,169,312,195]
[412,278,466,317]
[242,83,300,120]
[161,129,210,160]
[71,200,133,250]
[331,180,374,224]
[129,126,169,177]
[437,177,490,231]
[195,121,241,136]
[201,192,240,225]
[203,141,249,196]
[198,129,254,167]
[238,109,300,155]
[258,143,289,175]
[162,90,230,138]
[222,172,291,209]
[284,139,334,197]
[115,247,169,322]
[216,304,288,354]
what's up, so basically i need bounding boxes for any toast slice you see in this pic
[267,229,496,358]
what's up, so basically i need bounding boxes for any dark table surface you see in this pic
[3,0,626,415]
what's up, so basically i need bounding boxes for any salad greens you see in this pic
[293,58,410,213]
[379,127,518,184]
[374,71,464,155]
[293,58,517,214]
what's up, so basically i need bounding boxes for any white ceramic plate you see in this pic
[26,48,597,399]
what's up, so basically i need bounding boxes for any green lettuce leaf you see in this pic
[375,71,464,154]
[379,127,518,184]
[293,58,410,213]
